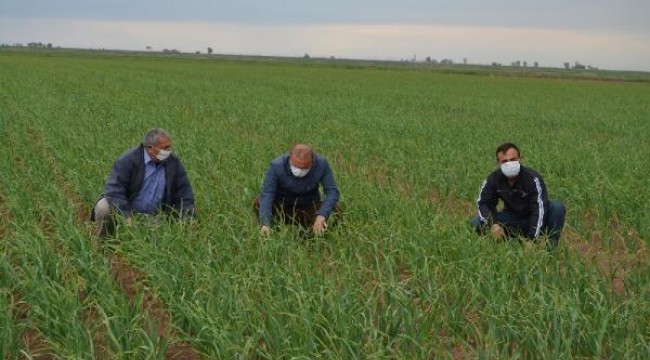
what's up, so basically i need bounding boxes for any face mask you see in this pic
[290,165,310,178]
[501,160,521,178]
[156,149,172,162]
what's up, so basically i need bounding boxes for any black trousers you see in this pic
[253,197,340,228]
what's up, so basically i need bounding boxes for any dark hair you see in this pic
[495,142,520,159]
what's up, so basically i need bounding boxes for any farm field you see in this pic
[0,50,648,358]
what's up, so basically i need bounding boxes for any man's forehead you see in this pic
[498,148,518,156]
[157,136,172,144]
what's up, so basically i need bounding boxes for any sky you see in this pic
[1,1,649,71]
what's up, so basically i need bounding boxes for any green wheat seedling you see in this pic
[0,49,648,358]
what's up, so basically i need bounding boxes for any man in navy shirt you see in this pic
[472,143,566,248]
[257,144,340,237]
[92,128,195,237]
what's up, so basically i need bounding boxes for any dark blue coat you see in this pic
[259,153,340,226]
[99,145,195,218]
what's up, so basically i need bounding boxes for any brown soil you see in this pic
[22,329,55,360]
[109,254,201,359]
[0,190,14,237]
[564,213,648,297]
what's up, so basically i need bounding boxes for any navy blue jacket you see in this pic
[476,165,549,238]
[259,153,340,226]
[99,145,195,218]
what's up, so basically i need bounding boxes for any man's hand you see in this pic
[312,215,328,236]
[491,223,506,240]
[260,225,271,237]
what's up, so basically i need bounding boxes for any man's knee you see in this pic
[470,216,487,235]
[548,200,566,217]
[93,198,112,221]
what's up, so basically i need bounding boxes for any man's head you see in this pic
[495,142,521,178]
[143,128,172,163]
[289,144,314,177]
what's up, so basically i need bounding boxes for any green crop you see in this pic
[0,50,648,358]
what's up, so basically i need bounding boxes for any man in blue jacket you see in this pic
[92,128,195,237]
[257,144,340,237]
[472,143,566,248]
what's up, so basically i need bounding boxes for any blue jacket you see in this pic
[98,145,195,218]
[259,153,340,226]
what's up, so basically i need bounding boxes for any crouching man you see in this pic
[92,128,195,237]
[471,143,565,248]
[256,144,340,237]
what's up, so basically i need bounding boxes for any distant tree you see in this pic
[523,61,527,67]
[330,56,335,60]
[425,56,431,63]
[491,62,501,67]
[303,53,310,59]
[534,61,539,68]
[564,62,570,69]
[207,47,213,54]
[145,45,152,50]
[463,57,467,65]
[46,43,52,49]
[195,51,200,54]
[573,61,586,70]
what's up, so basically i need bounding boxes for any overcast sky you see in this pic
[1,1,649,71]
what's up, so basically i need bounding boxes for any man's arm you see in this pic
[258,166,278,226]
[527,176,547,239]
[174,161,195,218]
[104,159,133,217]
[477,177,498,225]
[315,159,340,219]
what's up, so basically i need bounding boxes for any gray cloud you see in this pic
[1,1,649,32]
[2,18,649,71]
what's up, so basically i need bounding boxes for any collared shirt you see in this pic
[131,150,166,214]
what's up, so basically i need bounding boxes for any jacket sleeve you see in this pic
[316,159,340,219]
[527,176,547,238]
[477,177,498,225]
[258,165,278,226]
[104,159,133,217]
[173,161,195,218]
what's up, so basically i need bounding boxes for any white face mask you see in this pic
[156,149,172,162]
[290,164,310,178]
[500,160,521,178]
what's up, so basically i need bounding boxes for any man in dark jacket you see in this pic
[92,128,195,237]
[471,143,565,248]
[256,144,340,237]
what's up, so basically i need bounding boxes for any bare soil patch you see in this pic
[109,254,201,359]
